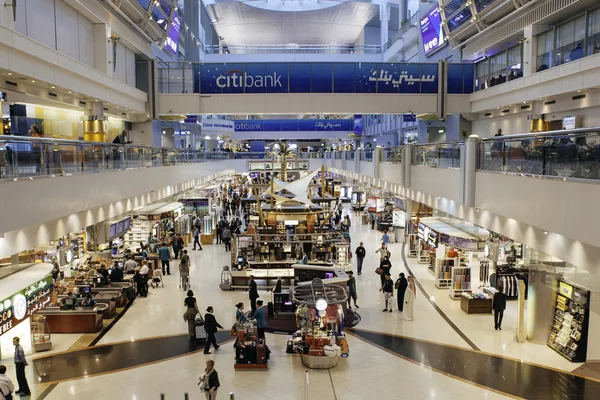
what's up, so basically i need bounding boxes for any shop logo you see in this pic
[216,70,283,89]
[12,294,27,320]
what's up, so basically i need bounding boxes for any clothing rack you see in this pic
[479,260,490,287]
[496,267,528,300]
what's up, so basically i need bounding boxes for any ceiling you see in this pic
[208,2,380,46]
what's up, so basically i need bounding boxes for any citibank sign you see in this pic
[216,70,283,89]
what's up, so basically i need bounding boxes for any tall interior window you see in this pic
[475,59,490,91]
[589,8,600,55]
[536,30,554,71]
[556,16,586,65]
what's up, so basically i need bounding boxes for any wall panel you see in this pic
[55,0,80,61]
[25,0,56,49]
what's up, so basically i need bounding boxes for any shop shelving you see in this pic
[434,257,456,289]
[449,266,472,299]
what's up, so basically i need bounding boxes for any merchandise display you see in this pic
[289,278,349,369]
[547,280,590,362]
[460,292,492,314]
[449,266,471,299]
[234,321,270,370]
[435,257,455,289]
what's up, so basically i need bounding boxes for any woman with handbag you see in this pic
[198,360,220,399]
[183,290,199,338]
[378,256,392,287]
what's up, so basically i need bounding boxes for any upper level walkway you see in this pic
[157,61,474,115]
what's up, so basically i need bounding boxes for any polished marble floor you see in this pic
[6,206,596,399]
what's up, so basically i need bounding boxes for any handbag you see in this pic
[195,313,205,325]
[375,268,384,275]
[198,374,207,392]
[0,387,13,400]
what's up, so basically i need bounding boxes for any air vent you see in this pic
[502,109,510,113]
[122,113,126,116]
[572,94,586,100]
[79,101,86,106]
[5,80,17,87]
[520,105,530,110]
[544,100,556,105]
[484,112,492,116]
[103,108,109,112]
[48,92,57,97]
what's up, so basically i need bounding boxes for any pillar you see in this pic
[342,150,347,170]
[526,270,557,344]
[523,25,537,76]
[380,2,389,47]
[0,1,15,31]
[373,147,383,179]
[399,0,406,24]
[460,135,481,207]
[83,102,107,142]
[355,149,361,174]
[94,24,111,76]
[401,144,413,188]
[11,253,19,266]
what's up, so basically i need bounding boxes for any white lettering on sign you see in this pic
[216,70,283,89]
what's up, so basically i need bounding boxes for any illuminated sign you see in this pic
[0,275,53,335]
[559,281,573,299]
[420,4,447,56]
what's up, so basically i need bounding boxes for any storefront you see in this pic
[0,264,53,359]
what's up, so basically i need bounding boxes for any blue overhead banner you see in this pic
[190,63,472,94]
[234,119,352,132]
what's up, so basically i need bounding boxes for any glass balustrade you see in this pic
[482,130,600,180]
[414,143,462,168]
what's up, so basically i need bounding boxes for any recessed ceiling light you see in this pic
[51,86,55,89]
[31,80,36,83]
[522,102,526,104]
[577,90,581,93]
[7,73,12,76]
[68,91,72,93]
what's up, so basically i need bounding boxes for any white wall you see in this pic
[16,0,96,68]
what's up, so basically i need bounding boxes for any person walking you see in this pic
[251,300,267,339]
[382,231,390,245]
[370,212,376,229]
[13,337,30,396]
[355,242,366,275]
[193,226,202,250]
[378,256,392,287]
[379,273,394,312]
[158,242,171,275]
[248,275,259,317]
[403,276,416,321]
[179,250,190,289]
[346,271,359,309]
[183,290,200,339]
[222,226,232,251]
[493,286,507,330]
[199,360,220,400]
[375,243,390,262]
[216,222,223,245]
[203,306,223,354]
[0,365,15,400]
[395,273,408,312]
[174,233,184,259]
[139,260,149,294]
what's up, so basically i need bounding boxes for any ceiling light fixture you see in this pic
[51,86,55,89]
[7,73,12,76]
[68,91,72,94]
[31,80,35,83]
[544,231,548,235]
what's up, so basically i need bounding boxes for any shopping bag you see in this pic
[375,268,384,275]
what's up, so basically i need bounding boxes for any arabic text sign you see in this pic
[234,119,353,132]
[193,63,441,94]
[0,274,53,335]
[420,4,446,57]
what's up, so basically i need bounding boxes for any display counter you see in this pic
[231,268,294,290]
[92,282,132,307]
[377,219,393,232]
[92,292,121,318]
[36,304,107,333]
[460,294,492,314]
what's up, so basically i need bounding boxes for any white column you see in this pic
[460,135,482,207]
[399,0,406,24]
[523,25,537,76]
[380,2,389,47]
[94,24,111,76]
[0,2,15,31]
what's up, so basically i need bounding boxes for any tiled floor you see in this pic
[10,206,592,399]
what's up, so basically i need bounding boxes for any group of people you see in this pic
[0,337,30,398]
[352,238,417,320]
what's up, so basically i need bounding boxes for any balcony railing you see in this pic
[385,13,420,51]
[2,127,598,182]
[203,44,384,55]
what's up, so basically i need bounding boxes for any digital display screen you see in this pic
[353,115,363,136]
[447,8,472,33]
[151,7,169,31]
[165,14,181,55]
[420,4,446,57]
[124,218,131,231]
[135,0,151,10]
[285,220,299,226]
[157,0,173,17]
[559,281,573,299]
[109,224,117,238]
[117,221,124,234]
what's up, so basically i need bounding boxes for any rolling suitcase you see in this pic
[236,345,249,363]
[268,301,274,317]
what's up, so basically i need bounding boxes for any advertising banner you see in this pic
[193,63,446,94]
[420,4,447,57]
[234,119,352,132]
[199,118,234,132]
[165,14,181,55]
[353,115,363,136]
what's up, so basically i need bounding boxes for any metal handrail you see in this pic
[203,44,384,55]
[386,13,420,50]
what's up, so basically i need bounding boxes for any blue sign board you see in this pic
[420,4,447,57]
[402,114,417,122]
[192,63,448,94]
[353,115,363,136]
[234,119,352,132]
